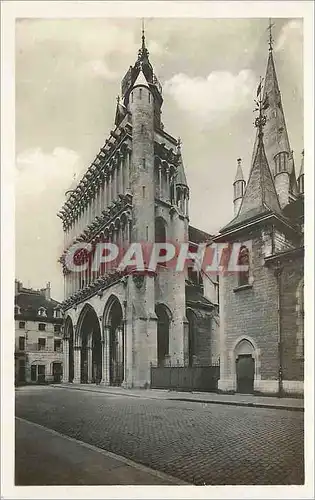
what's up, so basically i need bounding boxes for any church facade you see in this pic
[215,35,304,396]
[58,33,219,388]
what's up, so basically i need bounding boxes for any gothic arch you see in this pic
[232,336,260,393]
[155,303,172,367]
[102,294,125,330]
[186,308,198,367]
[64,315,74,383]
[103,294,124,386]
[76,303,102,384]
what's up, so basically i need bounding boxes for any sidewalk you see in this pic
[15,417,186,485]
[51,383,304,411]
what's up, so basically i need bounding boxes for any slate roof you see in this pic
[15,288,61,321]
[188,225,213,244]
[221,129,282,232]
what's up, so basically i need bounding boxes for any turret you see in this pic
[233,158,246,216]
[175,139,189,217]
[297,150,304,195]
[129,67,155,244]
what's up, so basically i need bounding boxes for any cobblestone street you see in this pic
[15,386,304,485]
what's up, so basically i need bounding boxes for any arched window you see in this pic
[238,245,250,286]
[155,218,167,266]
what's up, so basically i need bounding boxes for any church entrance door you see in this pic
[236,354,255,394]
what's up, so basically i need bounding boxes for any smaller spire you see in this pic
[299,149,304,177]
[234,158,245,182]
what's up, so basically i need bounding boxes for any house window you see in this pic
[38,307,47,317]
[19,321,25,329]
[38,323,46,331]
[54,339,62,352]
[54,324,61,333]
[19,336,25,351]
[54,309,61,319]
[38,338,46,350]
[238,245,250,286]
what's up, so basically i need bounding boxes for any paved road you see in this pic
[15,386,304,485]
[15,417,181,485]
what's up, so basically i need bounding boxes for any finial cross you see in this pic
[267,18,275,52]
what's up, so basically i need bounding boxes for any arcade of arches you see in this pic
[63,297,125,386]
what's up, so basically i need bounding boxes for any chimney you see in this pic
[45,282,51,301]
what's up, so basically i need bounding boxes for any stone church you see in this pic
[58,32,219,388]
[214,32,304,396]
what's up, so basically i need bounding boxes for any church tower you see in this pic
[58,26,193,389]
[251,21,298,208]
[214,22,304,396]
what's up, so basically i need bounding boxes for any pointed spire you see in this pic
[251,20,292,180]
[297,150,304,195]
[222,82,282,231]
[138,18,149,62]
[299,149,304,177]
[234,158,245,182]
[176,138,188,187]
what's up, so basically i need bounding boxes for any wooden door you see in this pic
[236,355,255,394]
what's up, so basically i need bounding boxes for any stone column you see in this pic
[158,165,162,197]
[73,346,81,384]
[166,166,170,202]
[101,325,110,385]
[62,337,70,383]
[119,153,123,195]
[87,337,93,383]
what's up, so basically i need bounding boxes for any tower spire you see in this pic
[138,18,149,62]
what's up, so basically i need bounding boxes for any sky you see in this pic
[15,17,303,301]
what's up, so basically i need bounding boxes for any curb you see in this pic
[51,384,304,412]
[169,397,304,412]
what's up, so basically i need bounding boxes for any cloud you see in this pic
[275,19,303,53]
[164,69,256,125]
[275,19,303,96]
[81,59,118,81]
[16,19,163,61]
[16,147,82,200]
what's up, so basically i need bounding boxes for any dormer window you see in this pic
[38,307,47,317]
[53,308,61,319]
